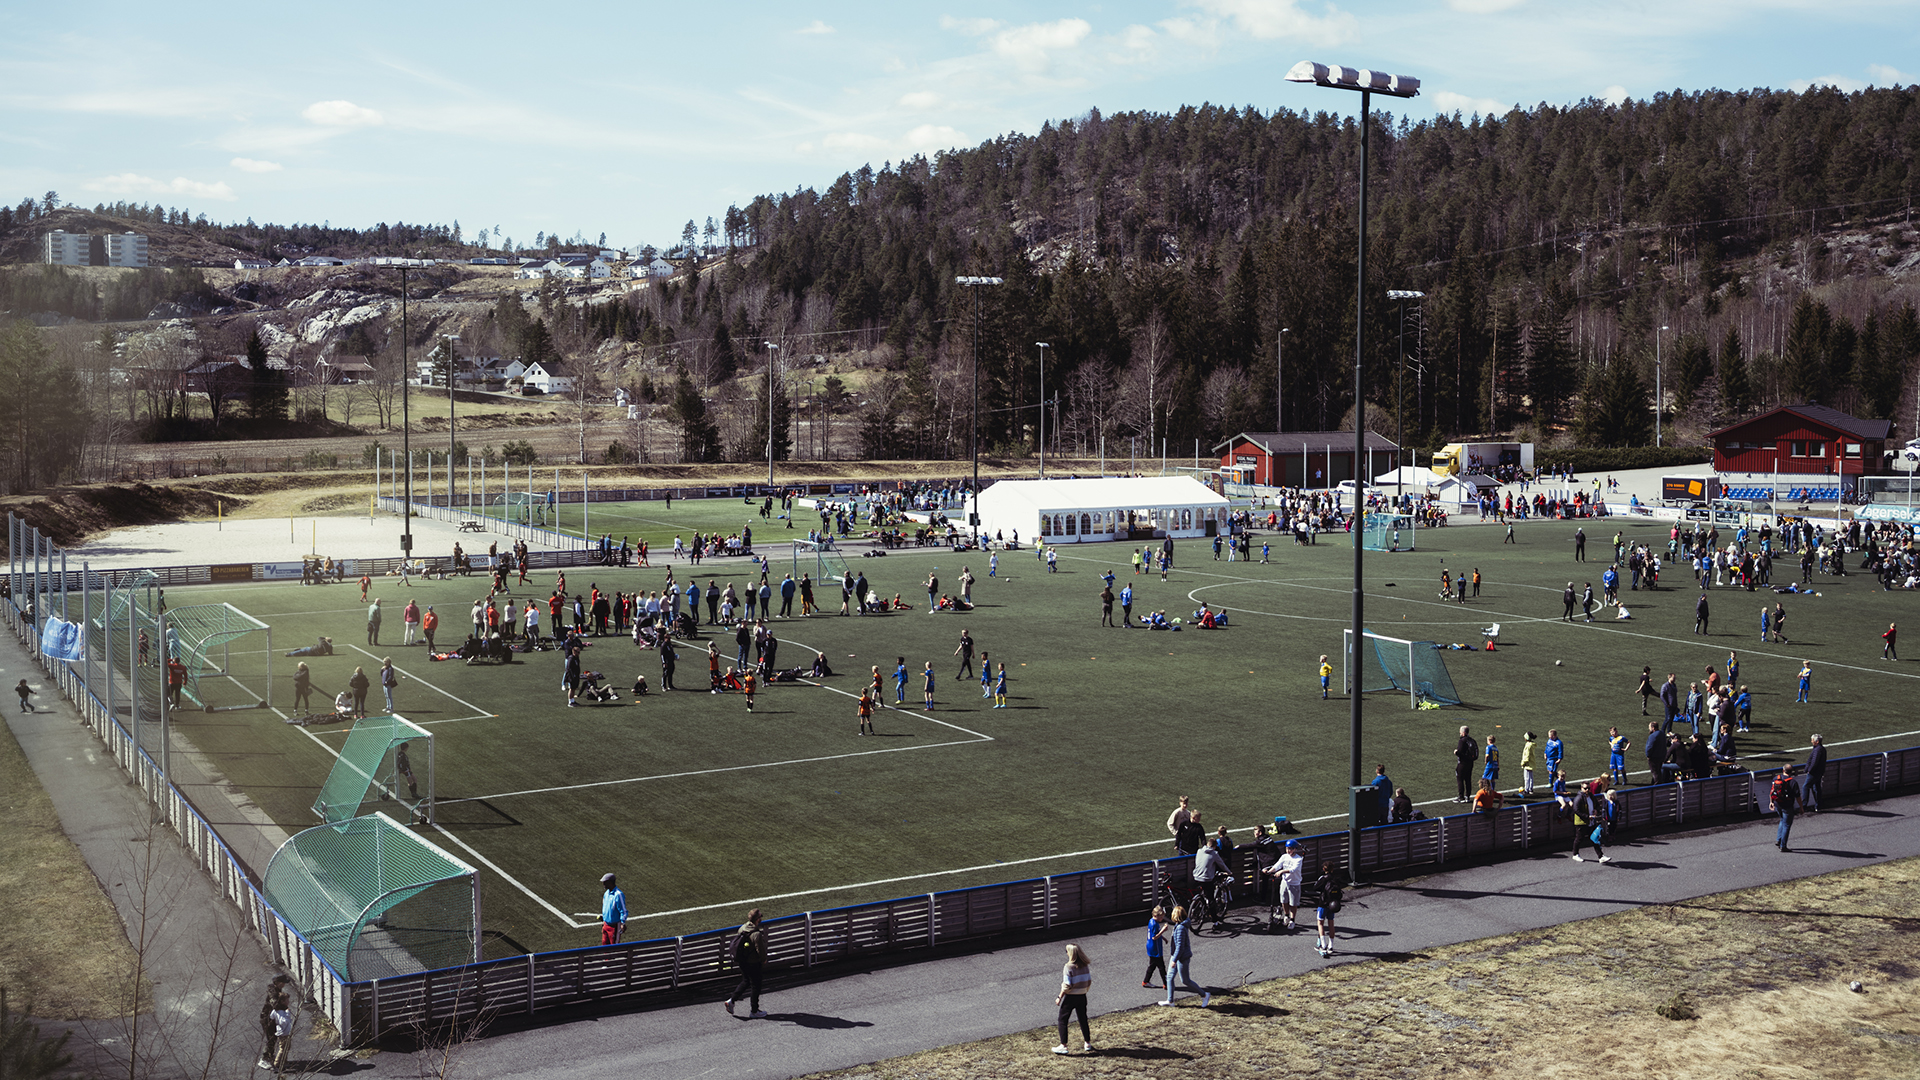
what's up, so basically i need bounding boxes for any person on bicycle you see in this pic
[1191,843,1231,920]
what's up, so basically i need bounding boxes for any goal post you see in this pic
[312,712,435,825]
[1343,628,1462,708]
[792,539,849,585]
[1362,514,1417,552]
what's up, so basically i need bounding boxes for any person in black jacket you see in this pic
[1803,734,1827,811]
[1173,810,1206,857]
[1454,726,1478,802]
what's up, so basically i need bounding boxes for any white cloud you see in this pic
[940,15,1001,36]
[83,173,238,202]
[1431,89,1514,117]
[806,124,969,158]
[896,90,942,110]
[1187,0,1358,47]
[990,18,1092,72]
[302,100,384,127]
[1868,63,1910,86]
[1600,85,1629,106]
[1447,0,1526,12]
[230,157,282,173]
[902,124,966,152]
[797,19,834,34]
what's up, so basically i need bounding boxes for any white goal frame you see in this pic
[1342,628,1420,710]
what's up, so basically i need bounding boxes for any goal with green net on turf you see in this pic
[492,490,551,526]
[1361,513,1417,552]
[1342,628,1462,708]
[263,812,478,981]
[97,589,272,712]
[793,538,850,585]
[313,712,435,825]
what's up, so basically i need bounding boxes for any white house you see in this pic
[233,258,272,270]
[523,360,575,395]
[968,476,1233,544]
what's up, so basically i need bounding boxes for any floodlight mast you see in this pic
[1288,60,1419,887]
[956,276,1003,545]
[1388,291,1425,504]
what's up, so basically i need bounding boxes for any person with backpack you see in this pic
[1772,767,1802,851]
[1312,863,1345,958]
[723,908,768,1018]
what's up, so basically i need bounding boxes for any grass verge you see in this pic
[803,856,1920,1080]
[0,717,145,1019]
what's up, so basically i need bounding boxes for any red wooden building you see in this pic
[1708,404,1893,482]
[1213,430,1401,488]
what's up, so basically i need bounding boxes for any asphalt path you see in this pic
[453,790,1920,1080]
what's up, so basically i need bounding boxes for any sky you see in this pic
[3,0,1915,254]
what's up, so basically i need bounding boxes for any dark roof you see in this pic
[1710,404,1894,442]
[1212,430,1402,454]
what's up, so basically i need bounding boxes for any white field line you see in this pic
[344,643,497,720]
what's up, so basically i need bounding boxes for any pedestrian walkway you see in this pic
[453,791,1920,1080]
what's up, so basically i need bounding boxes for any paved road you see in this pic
[452,791,1919,1080]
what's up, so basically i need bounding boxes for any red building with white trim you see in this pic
[1708,404,1892,483]
[1213,430,1401,488]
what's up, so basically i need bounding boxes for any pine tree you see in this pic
[668,368,720,462]
[1718,327,1752,419]
[1783,293,1832,404]
[245,328,287,421]
[1525,291,1575,431]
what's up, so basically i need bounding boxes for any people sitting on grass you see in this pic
[286,636,334,657]
[810,652,836,677]
[576,671,619,703]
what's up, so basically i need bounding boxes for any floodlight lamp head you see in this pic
[955,276,1004,286]
[1387,290,1426,300]
[1286,61,1420,98]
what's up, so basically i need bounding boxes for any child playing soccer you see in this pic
[993,662,1008,708]
[857,688,875,735]
[894,657,908,705]
[923,661,936,710]
[1735,684,1751,731]
[1520,732,1538,796]
[1482,734,1500,786]
[1318,655,1332,700]
[1607,727,1629,787]
[980,651,993,698]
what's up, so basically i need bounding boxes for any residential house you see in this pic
[523,359,575,395]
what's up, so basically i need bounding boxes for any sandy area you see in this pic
[61,513,550,571]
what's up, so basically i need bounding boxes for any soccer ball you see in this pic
[1555,660,1563,666]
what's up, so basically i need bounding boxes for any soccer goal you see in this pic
[165,603,274,711]
[793,539,850,585]
[1362,514,1417,552]
[312,712,435,825]
[493,491,550,526]
[1343,628,1462,708]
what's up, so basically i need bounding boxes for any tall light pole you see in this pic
[443,333,460,508]
[764,341,779,488]
[956,276,1002,545]
[1388,291,1425,503]
[1289,59,1420,886]
[1276,327,1290,434]
[1655,324,1669,448]
[368,256,434,558]
[1035,342,1051,477]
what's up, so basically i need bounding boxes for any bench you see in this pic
[458,520,484,533]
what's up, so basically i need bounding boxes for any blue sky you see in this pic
[2,0,1913,253]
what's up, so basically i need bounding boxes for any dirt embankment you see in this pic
[0,483,243,553]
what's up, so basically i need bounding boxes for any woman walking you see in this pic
[1050,944,1095,1055]
[1313,863,1345,958]
[1634,666,1655,716]
[1141,905,1168,989]
[1157,906,1209,1007]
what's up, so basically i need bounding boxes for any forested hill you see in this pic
[710,84,1920,456]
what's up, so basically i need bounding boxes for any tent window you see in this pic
[1040,514,1052,536]
[1066,513,1078,536]
[1181,509,1191,529]
[1080,513,1091,535]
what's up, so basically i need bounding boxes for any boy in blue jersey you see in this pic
[1482,735,1501,786]
[1542,729,1564,785]
[894,657,909,705]
[1735,685,1751,731]
[993,663,1008,708]
[1607,726,1629,787]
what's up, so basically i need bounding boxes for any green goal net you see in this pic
[492,491,550,526]
[1362,514,1417,552]
[1343,628,1462,707]
[263,812,478,980]
[793,539,850,586]
[313,713,434,825]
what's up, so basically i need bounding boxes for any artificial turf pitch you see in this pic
[168,511,1920,956]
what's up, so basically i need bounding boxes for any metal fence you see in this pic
[11,510,1920,1046]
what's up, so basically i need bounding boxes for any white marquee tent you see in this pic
[1372,467,1479,505]
[970,476,1232,544]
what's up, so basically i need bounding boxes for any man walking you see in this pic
[1562,582,1576,622]
[1453,725,1478,802]
[1771,767,1802,851]
[1694,590,1710,635]
[599,872,627,944]
[1574,527,1586,561]
[1883,621,1898,661]
[366,597,382,646]
[660,639,677,691]
[723,908,769,1018]
[1803,734,1827,812]
[955,629,976,680]
[1100,583,1116,627]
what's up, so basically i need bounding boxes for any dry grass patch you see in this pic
[0,720,145,1019]
[806,859,1920,1080]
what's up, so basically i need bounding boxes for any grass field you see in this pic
[161,513,1920,958]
